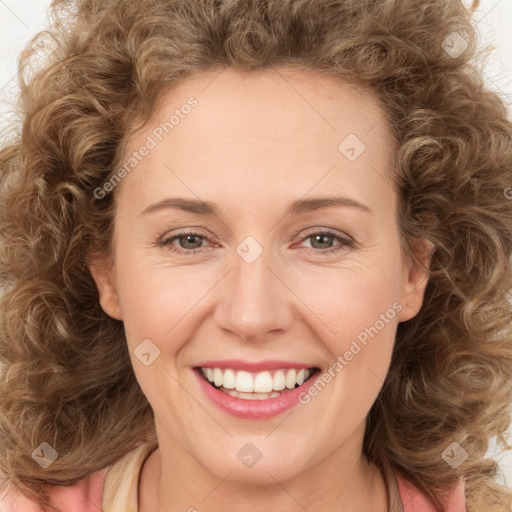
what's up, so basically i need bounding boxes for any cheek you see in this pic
[288,260,403,355]
[114,257,207,346]
[295,267,401,434]
[114,228,404,357]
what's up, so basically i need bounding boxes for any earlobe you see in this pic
[397,237,435,322]
[87,253,123,321]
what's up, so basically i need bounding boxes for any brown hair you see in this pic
[1,0,511,510]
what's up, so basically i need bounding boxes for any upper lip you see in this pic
[195,359,317,372]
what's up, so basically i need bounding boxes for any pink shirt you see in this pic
[0,441,467,511]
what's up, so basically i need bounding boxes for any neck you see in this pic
[138,435,389,512]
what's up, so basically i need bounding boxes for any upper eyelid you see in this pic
[160,227,353,248]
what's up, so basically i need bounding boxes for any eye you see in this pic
[297,229,353,255]
[156,230,212,255]
[156,227,353,257]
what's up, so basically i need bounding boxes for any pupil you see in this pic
[181,235,202,249]
[312,234,332,249]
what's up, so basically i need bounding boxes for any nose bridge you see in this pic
[213,238,293,341]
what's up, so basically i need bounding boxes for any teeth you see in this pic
[223,389,281,400]
[213,368,223,387]
[201,367,313,393]
[223,369,236,389]
[254,371,273,393]
[272,370,286,391]
[236,371,254,392]
[285,369,297,389]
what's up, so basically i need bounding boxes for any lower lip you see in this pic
[193,369,320,419]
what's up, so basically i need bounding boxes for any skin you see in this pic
[90,66,433,511]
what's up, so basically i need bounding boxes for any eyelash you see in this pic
[156,228,354,256]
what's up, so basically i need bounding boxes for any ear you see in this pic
[397,237,435,322]
[87,250,123,321]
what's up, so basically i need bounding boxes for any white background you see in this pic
[1,0,511,490]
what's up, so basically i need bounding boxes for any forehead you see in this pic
[119,67,395,214]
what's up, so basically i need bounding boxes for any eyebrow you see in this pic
[139,195,373,217]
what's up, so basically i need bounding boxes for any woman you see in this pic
[1,0,511,511]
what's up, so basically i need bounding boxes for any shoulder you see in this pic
[0,482,41,512]
[394,469,467,512]
[0,440,158,512]
[0,467,109,512]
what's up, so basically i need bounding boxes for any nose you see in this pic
[213,246,294,343]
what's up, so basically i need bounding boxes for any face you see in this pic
[90,67,431,485]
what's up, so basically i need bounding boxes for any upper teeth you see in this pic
[201,367,312,393]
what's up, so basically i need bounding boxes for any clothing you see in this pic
[0,440,467,511]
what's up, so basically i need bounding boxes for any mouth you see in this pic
[194,366,321,401]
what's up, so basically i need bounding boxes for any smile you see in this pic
[193,364,321,419]
[199,367,318,399]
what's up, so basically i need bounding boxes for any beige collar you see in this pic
[102,441,404,512]
[102,440,159,512]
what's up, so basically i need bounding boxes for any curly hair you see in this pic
[1,0,512,510]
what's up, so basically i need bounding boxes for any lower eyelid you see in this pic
[159,231,353,253]
[299,234,352,252]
